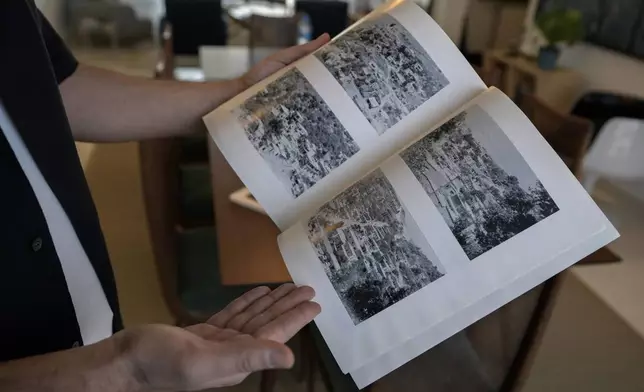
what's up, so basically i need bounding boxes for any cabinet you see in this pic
[483,50,585,112]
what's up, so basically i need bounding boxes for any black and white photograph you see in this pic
[401,108,559,260]
[315,14,449,134]
[307,170,444,325]
[234,69,360,198]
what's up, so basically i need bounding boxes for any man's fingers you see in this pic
[269,33,330,65]
[241,286,316,336]
[254,301,321,343]
[207,286,271,327]
[226,283,297,331]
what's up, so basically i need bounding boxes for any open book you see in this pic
[204,0,618,387]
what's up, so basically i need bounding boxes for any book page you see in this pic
[349,223,618,388]
[277,88,618,375]
[203,0,485,230]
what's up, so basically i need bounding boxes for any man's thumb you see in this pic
[233,339,294,373]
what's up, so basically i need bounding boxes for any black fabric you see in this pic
[0,0,123,362]
[295,1,349,39]
[164,0,227,55]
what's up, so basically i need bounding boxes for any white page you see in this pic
[349,226,617,388]
[277,88,618,374]
[203,0,485,230]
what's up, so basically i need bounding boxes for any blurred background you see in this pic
[36,0,644,391]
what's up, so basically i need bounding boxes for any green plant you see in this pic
[536,8,584,48]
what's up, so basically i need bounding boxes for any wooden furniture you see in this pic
[579,246,621,265]
[155,22,174,80]
[519,94,593,176]
[208,141,290,285]
[482,50,585,112]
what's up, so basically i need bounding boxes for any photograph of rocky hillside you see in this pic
[308,170,444,324]
[235,69,360,197]
[316,14,448,134]
[402,110,559,259]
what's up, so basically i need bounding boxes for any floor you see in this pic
[73,45,644,392]
[572,181,644,338]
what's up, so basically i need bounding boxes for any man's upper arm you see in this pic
[38,10,78,84]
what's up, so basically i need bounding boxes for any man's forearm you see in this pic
[59,65,244,142]
[0,333,138,392]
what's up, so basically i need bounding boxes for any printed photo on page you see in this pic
[315,13,449,135]
[401,108,559,260]
[307,169,445,325]
[233,69,361,198]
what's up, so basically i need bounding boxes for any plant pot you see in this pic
[537,46,560,70]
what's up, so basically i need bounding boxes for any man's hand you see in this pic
[62,34,330,142]
[239,34,331,91]
[121,284,320,391]
[0,284,319,392]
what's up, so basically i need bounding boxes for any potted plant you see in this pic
[535,9,584,70]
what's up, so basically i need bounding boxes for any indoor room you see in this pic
[21,0,644,391]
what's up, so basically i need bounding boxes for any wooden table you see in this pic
[208,140,291,285]
[483,49,585,112]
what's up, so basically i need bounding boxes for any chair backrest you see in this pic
[155,22,174,79]
[164,0,227,55]
[519,94,593,177]
[295,0,349,38]
[248,14,300,49]
[583,117,644,180]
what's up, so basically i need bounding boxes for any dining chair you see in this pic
[295,1,349,38]
[248,13,300,52]
[178,162,215,228]
[155,22,174,80]
[519,93,594,177]
[164,0,228,55]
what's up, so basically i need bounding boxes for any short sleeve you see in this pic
[38,11,78,84]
